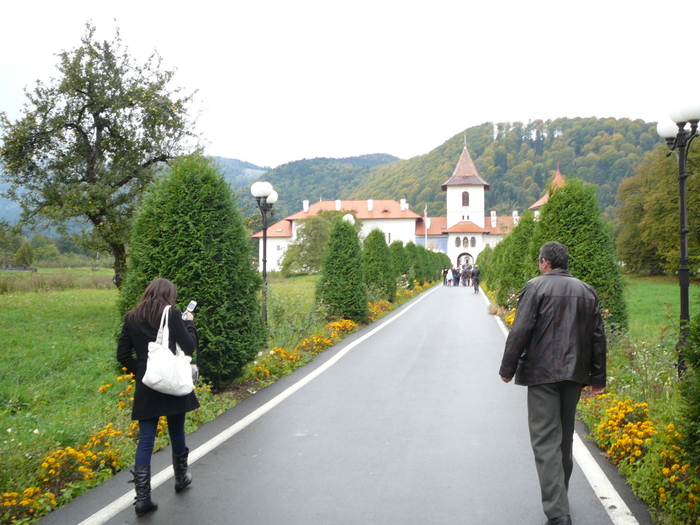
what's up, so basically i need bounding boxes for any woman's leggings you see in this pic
[135,413,187,466]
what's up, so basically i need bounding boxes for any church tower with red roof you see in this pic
[441,143,490,229]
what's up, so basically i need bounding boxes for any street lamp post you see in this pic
[251,181,278,325]
[657,104,700,375]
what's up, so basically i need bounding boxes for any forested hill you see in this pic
[238,153,399,218]
[351,117,660,220]
[210,156,268,188]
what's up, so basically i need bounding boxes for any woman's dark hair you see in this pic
[539,241,569,270]
[128,278,178,328]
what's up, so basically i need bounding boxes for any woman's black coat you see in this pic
[117,306,200,421]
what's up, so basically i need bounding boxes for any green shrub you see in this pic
[680,316,700,464]
[363,228,396,302]
[403,241,419,284]
[316,218,368,322]
[119,155,266,388]
[485,212,536,308]
[389,240,408,284]
[530,178,627,327]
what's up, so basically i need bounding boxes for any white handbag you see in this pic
[142,305,195,396]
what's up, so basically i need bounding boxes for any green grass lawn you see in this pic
[1,288,121,491]
[624,275,700,343]
[0,267,115,293]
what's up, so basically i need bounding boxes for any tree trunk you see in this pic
[111,242,127,289]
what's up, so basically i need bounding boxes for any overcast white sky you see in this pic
[1,0,699,168]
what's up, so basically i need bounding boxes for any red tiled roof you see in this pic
[441,145,490,191]
[415,215,515,236]
[252,199,421,237]
[286,199,421,220]
[443,221,488,234]
[415,217,446,235]
[251,218,293,238]
[529,164,566,210]
[484,215,515,235]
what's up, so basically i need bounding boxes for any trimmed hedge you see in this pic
[119,155,266,388]
[316,218,369,323]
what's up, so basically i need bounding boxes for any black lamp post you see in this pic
[657,105,700,375]
[251,181,278,325]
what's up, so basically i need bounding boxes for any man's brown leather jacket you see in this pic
[499,269,606,387]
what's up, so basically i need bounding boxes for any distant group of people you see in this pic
[442,263,479,287]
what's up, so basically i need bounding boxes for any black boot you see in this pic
[129,465,158,517]
[173,448,192,493]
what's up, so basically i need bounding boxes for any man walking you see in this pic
[499,242,606,525]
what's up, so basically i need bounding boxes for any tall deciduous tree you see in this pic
[119,155,265,388]
[616,143,700,274]
[0,23,197,287]
[13,242,34,266]
[0,221,23,265]
[280,211,348,276]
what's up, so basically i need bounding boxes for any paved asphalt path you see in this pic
[39,284,654,525]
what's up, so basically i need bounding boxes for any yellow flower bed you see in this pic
[368,301,391,322]
[1,371,211,524]
[504,308,516,327]
[580,393,700,523]
[248,318,359,381]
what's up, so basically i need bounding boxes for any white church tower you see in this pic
[439,141,492,266]
[441,143,489,229]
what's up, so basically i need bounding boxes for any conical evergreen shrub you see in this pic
[119,155,266,387]
[486,212,537,308]
[363,228,396,302]
[681,316,700,462]
[389,240,409,283]
[530,178,627,327]
[316,218,368,322]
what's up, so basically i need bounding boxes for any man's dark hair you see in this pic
[539,241,569,270]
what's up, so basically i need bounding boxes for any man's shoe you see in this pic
[545,517,572,525]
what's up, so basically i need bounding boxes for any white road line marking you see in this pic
[573,434,639,524]
[486,289,639,525]
[78,285,441,524]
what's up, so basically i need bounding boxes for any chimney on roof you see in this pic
[491,210,497,228]
[303,200,309,212]
[367,199,373,212]
[335,199,342,211]
[512,210,519,226]
[400,199,407,211]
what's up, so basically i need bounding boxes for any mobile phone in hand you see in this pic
[182,300,197,320]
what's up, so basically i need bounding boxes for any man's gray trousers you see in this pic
[527,381,583,519]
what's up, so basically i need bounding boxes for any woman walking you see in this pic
[117,278,199,517]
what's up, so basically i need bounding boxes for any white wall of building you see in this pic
[256,237,290,273]
[360,218,415,245]
[445,187,485,228]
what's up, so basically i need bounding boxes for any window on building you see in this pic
[462,237,468,247]
[471,237,476,247]
[455,237,461,247]
[462,191,469,206]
